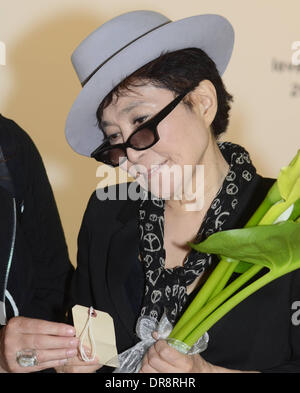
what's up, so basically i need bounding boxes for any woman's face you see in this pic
[101,81,217,199]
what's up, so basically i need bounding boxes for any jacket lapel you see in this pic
[106,195,142,339]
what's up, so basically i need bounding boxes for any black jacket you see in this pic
[0,114,73,324]
[71,174,300,373]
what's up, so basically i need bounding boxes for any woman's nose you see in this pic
[126,146,145,165]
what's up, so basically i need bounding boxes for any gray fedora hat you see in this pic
[65,10,234,157]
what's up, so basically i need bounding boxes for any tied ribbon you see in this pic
[113,310,209,373]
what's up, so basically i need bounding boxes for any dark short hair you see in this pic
[96,47,233,137]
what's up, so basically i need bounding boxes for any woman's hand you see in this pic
[139,334,259,373]
[0,316,79,373]
[55,345,102,373]
[139,338,214,373]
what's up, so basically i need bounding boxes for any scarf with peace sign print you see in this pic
[137,141,257,326]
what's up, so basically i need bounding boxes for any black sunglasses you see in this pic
[91,89,192,167]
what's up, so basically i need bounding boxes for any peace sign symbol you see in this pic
[211,198,220,209]
[165,286,171,300]
[144,254,153,268]
[231,199,238,209]
[152,197,164,207]
[144,233,161,252]
[242,170,252,181]
[151,290,162,304]
[235,153,244,164]
[145,223,154,231]
[215,211,230,228]
[226,170,236,182]
[226,183,238,195]
[158,216,164,238]
[150,310,158,319]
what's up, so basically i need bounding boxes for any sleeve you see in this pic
[14,124,74,323]
[68,193,96,314]
[260,268,300,373]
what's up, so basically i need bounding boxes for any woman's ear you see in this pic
[191,80,218,128]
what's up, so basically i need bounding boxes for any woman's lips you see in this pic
[132,161,168,181]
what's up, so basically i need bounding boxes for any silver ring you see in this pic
[16,349,38,367]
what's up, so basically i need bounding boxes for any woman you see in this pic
[0,115,78,373]
[65,10,300,373]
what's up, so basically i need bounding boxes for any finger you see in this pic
[152,331,159,340]
[12,317,75,336]
[70,358,100,367]
[35,358,70,372]
[36,348,78,364]
[139,348,159,373]
[64,357,101,368]
[139,363,159,373]
[15,358,68,373]
[63,364,101,373]
[154,340,185,366]
[21,334,79,350]
[78,345,100,365]
[146,344,179,373]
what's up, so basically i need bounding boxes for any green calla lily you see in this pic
[260,180,300,225]
[234,198,300,274]
[277,149,300,201]
[289,198,300,221]
[259,150,300,225]
[178,221,300,346]
[190,221,300,274]
[169,149,300,349]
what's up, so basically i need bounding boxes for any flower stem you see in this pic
[183,270,274,346]
[245,181,281,227]
[169,258,230,338]
[207,259,239,301]
[174,264,262,342]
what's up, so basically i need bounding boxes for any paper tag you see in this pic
[72,305,119,368]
